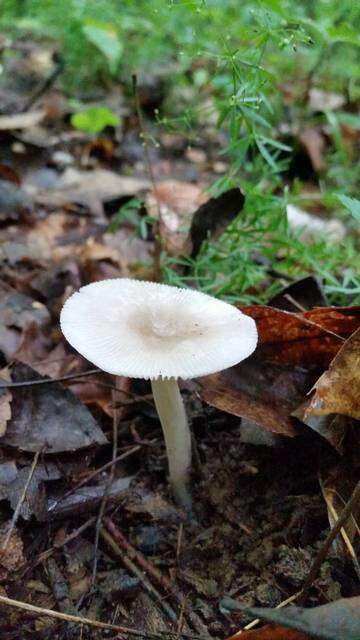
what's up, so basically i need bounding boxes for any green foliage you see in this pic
[1,0,359,304]
[338,195,360,224]
[108,199,156,241]
[81,18,122,75]
[71,106,120,134]
[161,191,360,306]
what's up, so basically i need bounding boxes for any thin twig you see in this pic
[105,518,209,636]
[91,383,120,587]
[1,450,41,550]
[100,525,178,623]
[132,73,163,281]
[0,372,154,406]
[298,479,360,606]
[27,516,98,572]
[0,369,100,389]
[0,593,204,638]
[223,591,301,637]
[242,591,301,633]
[321,482,360,582]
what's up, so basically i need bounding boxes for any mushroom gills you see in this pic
[151,378,192,510]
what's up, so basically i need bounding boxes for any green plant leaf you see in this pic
[82,18,122,74]
[71,106,120,134]
[338,195,360,223]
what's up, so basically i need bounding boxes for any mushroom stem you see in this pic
[151,378,192,509]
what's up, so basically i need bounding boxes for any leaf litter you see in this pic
[0,35,358,640]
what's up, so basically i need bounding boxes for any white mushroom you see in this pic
[60,279,258,509]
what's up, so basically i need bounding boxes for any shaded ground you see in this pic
[0,31,359,640]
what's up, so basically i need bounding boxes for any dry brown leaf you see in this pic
[0,362,107,453]
[299,127,326,172]
[306,327,360,420]
[35,168,149,217]
[286,205,345,241]
[200,306,360,437]
[308,88,345,113]
[0,110,46,130]
[227,625,309,640]
[147,180,206,256]
[238,597,360,640]
[241,305,359,367]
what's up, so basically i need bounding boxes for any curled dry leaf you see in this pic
[306,327,360,420]
[190,187,245,258]
[269,276,327,312]
[199,306,360,436]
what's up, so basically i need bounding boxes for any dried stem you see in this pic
[91,382,120,587]
[1,450,41,550]
[298,479,360,605]
[0,593,204,638]
[132,72,163,281]
[105,517,209,636]
[100,525,178,622]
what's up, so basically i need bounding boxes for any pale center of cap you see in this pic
[129,305,202,342]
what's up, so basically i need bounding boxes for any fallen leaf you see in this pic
[0,461,61,520]
[200,306,360,436]
[269,276,327,312]
[200,368,299,436]
[292,404,347,452]
[48,476,132,518]
[0,179,33,223]
[35,168,149,217]
[227,625,308,639]
[286,205,345,241]
[146,180,206,256]
[299,127,326,172]
[0,110,46,130]
[243,597,360,640]
[69,371,113,417]
[190,187,245,257]
[302,306,360,341]
[308,89,345,113]
[244,305,360,367]
[306,327,360,420]
[0,363,107,453]
[0,288,50,361]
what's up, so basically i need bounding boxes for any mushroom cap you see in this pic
[60,279,257,380]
